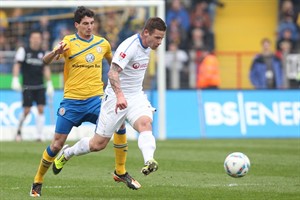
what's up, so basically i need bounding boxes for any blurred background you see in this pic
[0,0,299,140]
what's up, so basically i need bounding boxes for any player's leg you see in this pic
[35,88,46,141]
[75,95,132,177]
[114,123,127,175]
[133,116,158,175]
[16,106,31,141]
[112,123,141,190]
[127,95,158,176]
[52,133,111,177]
[30,132,69,197]
[30,114,73,197]
[16,90,32,141]
[35,105,45,141]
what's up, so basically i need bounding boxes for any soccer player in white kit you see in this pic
[53,17,167,188]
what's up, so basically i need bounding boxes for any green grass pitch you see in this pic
[1,139,299,200]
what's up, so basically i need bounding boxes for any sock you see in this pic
[114,129,127,175]
[34,146,56,183]
[64,137,91,159]
[36,114,45,140]
[138,131,156,164]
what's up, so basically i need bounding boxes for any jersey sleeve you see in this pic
[14,47,25,62]
[112,40,136,70]
[103,39,113,63]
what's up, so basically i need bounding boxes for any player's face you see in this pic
[145,29,165,50]
[75,16,95,40]
[29,32,42,50]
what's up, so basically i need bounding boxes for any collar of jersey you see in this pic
[68,38,104,59]
[138,34,148,49]
[76,33,94,43]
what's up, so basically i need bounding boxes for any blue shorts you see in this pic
[55,96,102,134]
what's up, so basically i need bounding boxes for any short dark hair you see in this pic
[74,6,95,23]
[142,17,167,34]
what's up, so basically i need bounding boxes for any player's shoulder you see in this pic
[63,34,77,42]
[119,34,139,50]
[93,35,109,43]
[124,34,139,44]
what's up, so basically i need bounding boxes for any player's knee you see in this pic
[134,117,152,132]
[89,136,109,152]
[50,142,64,154]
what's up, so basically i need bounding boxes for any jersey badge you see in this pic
[59,107,65,116]
[96,46,102,53]
[119,52,126,59]
[85,53,95,63]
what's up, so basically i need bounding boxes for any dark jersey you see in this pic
[15,47,46,88]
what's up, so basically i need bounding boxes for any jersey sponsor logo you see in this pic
[26,56,44,66]
[72,64,100,68]
[85,53,95,63]
[132,63,140,69]
[59,107,65,116]
[132,62,148,69]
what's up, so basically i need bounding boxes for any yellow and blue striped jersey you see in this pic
[57,33,112,100]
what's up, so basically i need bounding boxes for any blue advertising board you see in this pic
[1,89,299,139]
[150,90,299,138]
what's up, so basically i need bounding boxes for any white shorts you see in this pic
[95,93,154,137]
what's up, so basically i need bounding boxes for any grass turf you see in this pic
[0,139,299,200]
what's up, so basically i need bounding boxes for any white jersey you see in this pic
[105,34,151,97]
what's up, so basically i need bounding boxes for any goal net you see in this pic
[1,0,166,140]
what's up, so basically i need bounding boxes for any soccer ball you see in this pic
[224,152,250,178]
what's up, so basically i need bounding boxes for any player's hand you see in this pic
[115,94,127,114]
[11,76,22,91]
[46,80,54,97]
[54,41,69,60]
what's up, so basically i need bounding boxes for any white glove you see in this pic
[11,76,22,91]
[46,80,54,97]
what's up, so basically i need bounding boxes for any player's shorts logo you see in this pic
[85,53,95,63]
[59,107,65,116]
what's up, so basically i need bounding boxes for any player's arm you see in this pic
[43,65,51,82]
[11,47,24,91]
[106,56,112,66]
[108,62,127,113]
[44,65,54,97]
[43,42,68,64]
[104,39,113,66]
[12,62,21,78]
[11,62,22,91]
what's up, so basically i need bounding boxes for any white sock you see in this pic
[138,131,156,164]
[64,137,91,159]
[36,114,45,140]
